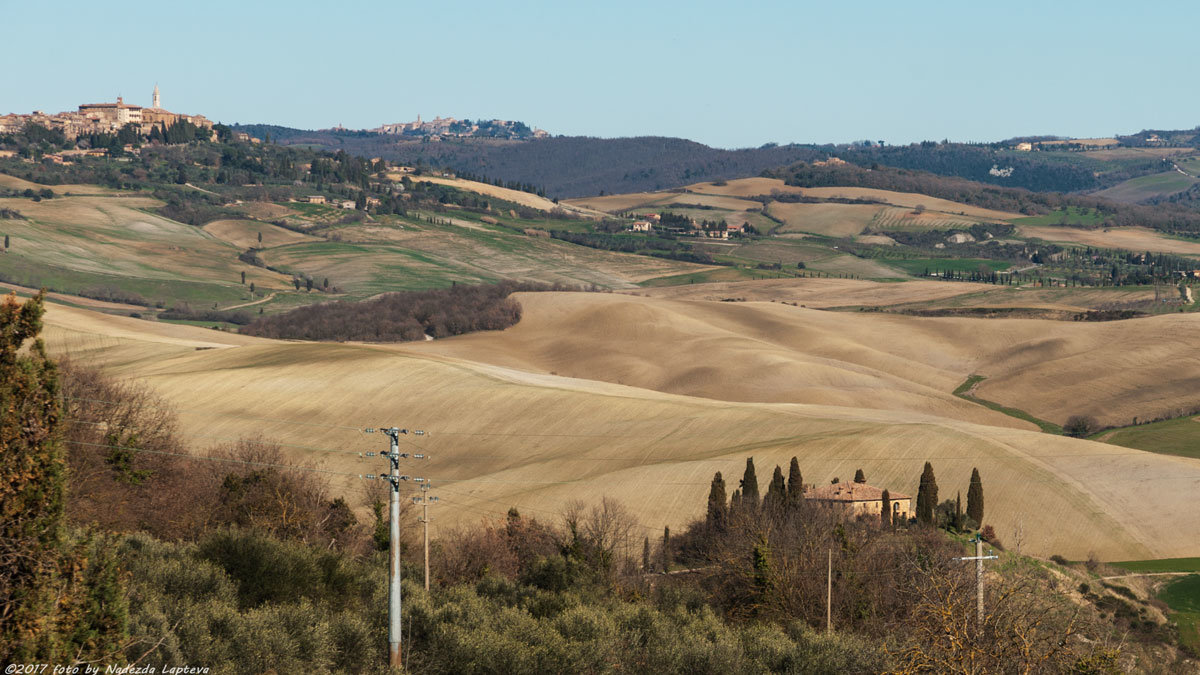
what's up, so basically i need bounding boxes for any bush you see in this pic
[1064,415,1098,437]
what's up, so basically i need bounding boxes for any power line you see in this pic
[64,418,371,458]
[66,440,376,480]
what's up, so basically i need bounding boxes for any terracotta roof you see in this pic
[805,482,910,502]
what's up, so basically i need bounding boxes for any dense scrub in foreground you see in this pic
[241,281,583,342]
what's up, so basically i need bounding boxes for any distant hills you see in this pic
[233,123,1200,202]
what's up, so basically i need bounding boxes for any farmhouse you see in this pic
[305,195,327,204]
[805,481,911,521]
[629,220,653,232]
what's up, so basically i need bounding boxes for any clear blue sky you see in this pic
[2,0,1197,148]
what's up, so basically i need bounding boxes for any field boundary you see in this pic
[953,374,1063,434]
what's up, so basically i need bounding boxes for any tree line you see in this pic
[241,281,584,342]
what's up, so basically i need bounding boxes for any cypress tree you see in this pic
[706,472,727,531]
[3,234,8,249]
[786,457,803,510]
[659,526,671,573]
[854,468,866,484]
[955,491,963,531]
[642,536,651,572]
[729,489,742,519]
[967,467,984,526]
[881,489,892,527]
[0,293,128,662]
[240,270,246,284]
[740,458,760,512]
[764,465,786,514]
[916,462,938,525]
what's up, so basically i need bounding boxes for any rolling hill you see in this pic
[36,290,1200,562]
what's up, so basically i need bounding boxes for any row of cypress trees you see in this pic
[705,457,808,531]
[703,457,985,532]
[916,462,985,528]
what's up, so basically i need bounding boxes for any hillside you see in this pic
[234,123,1200,201]
[233,126,828,197]
[35,292,1200,562]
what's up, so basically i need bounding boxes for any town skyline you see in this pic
[4,1,1200,148]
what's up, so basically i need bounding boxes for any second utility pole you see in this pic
[413,482,438,592]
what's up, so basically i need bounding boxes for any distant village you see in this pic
[0,86,212,141]
[327,116,549,141]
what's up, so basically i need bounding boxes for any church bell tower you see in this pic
[152,84,161,109]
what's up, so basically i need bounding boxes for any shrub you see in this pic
[1064,415,1098,437]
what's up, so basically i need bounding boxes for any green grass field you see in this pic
[1012,207,1106,227]
[1092,416,1200,459]
[1177,157,1200,176]
[638,266,796,287]
[1095,172,1198,203]
[885,258,1012,276]
[1112,558,1200,573]
[953,375,1063,434]
[1159,575,1200,653]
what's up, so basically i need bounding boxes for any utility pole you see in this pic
[956,534,998,627]
[826,549,832,635]
[366,426,426,670]
[413,482,438,592]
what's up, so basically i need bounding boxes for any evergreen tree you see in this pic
[967,467,984,526]
[764,465,786,514]
[257,231,263,244]
[881,489,892,527]
[740,458,760,512]
[4,234,9,249]
[729,488,741,519]
[659,526,671,573]
[305,278,314,292]
[705,472,727,532]
[854,468,866,483]
[916,462,938,525]
[0,293,127,662]
[240,270,246,285]
[786,456,803,511]
[955,492,963,531]
[642,536,651,572]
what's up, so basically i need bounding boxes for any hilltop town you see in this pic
[0,86,212,140]
[327,115,549,141]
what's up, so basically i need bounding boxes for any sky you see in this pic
[2,0,1198,149]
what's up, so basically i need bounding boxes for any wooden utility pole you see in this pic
[413,483,438,592]
[826,549,832,635]
[956,535,998,628]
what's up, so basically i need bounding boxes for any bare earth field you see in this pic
[794,187,1022,221]
[767,202,886,237]
[38,294,1200,561]
[202,219,319,248]
[631,277,984,307]
[1019,225,1200,256]
[0,194,293,290]
[398,174,608,219]
[34,298,1200,562]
